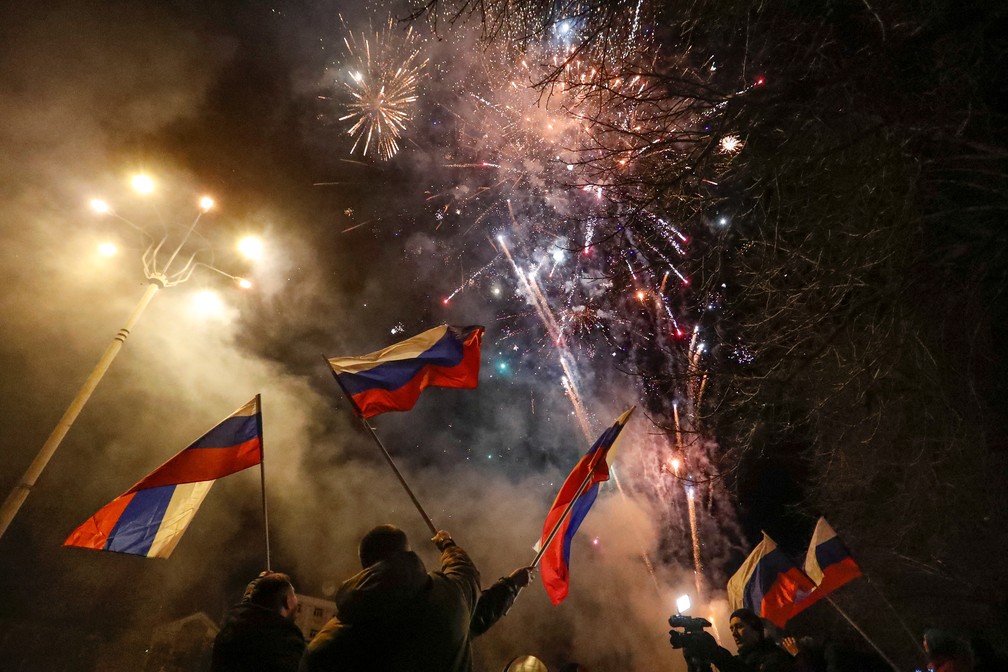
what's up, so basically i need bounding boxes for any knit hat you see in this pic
[729,608,765,635]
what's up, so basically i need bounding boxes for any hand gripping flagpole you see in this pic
[324,357,437,536]
[255,394,271,571]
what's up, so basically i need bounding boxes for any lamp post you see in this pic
[0,177,254,540]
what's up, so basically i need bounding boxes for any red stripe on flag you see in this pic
[761,566,817,627]
[794,556,862,611]
[129,439,263,490]
[64,491,137,550]
[354,332,482,417]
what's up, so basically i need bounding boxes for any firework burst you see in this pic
[336,16,428,161]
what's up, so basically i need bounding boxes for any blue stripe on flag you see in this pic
[814,536,850,569]
[105,485,176,555]
[745,548,795,610]
[561,483,601,566]
[188,414,260,450]
[339,332,465,395]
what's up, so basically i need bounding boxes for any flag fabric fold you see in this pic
[64,397,263,558]
[539,408,635,605]
[327,325,484,418]
[795,517,862,609]
[727,532,816,628]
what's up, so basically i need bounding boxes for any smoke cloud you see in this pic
[0,3,742,671]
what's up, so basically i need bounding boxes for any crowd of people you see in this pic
[210,524,532,672]
[669,606,998,672]
[207,523,998,672]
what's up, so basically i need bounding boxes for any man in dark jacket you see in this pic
[671,608,794,672]
[211,571,306,672]
[300,525,524,672]
[727,609,794,672]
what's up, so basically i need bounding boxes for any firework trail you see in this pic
[333,15,428,160]
[371,2,756,607]
[668,326,717,600]
[442,253,500,303]
[561,375,593,440]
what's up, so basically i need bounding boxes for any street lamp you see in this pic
[0,177,255,539]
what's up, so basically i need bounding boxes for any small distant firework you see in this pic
[336,16,428,160]
[719,134,743,154]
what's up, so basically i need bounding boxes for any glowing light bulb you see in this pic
[199,196,214,211]
[97,242,118,257]
[193,290,223,314]
[131,174,155,194]
[236,277,252,289]
[237,236,263,260]
[90,199,111,214]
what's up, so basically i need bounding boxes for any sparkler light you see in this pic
[334,16,428,161]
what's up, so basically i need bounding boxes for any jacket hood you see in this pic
[217,602,304,644]
[335,550,429,624]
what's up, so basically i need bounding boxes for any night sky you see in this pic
[0,3,700,670]
[1,1,1006,671]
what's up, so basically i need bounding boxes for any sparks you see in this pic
[335,16,428,161]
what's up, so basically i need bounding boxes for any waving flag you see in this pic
[65,397,263,558]
[727,532,816,627]
[538,408,635,605]
[795,517,862,609]
[328,325,484,418]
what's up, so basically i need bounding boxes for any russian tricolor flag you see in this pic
[795,517,862,609]
[538,408,635,605]
[727,532,816,627]
[327,325,484,418]
[64,397,263,558]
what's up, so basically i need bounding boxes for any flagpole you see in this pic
[866,575,926,657]
[255,393,271,571]
[825,595,900,672]
[530,455,603,568]
[323,357,437,536]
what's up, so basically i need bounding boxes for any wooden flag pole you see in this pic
[324,357,437,535]
[256,393,271,571]
[826,595,900,672]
